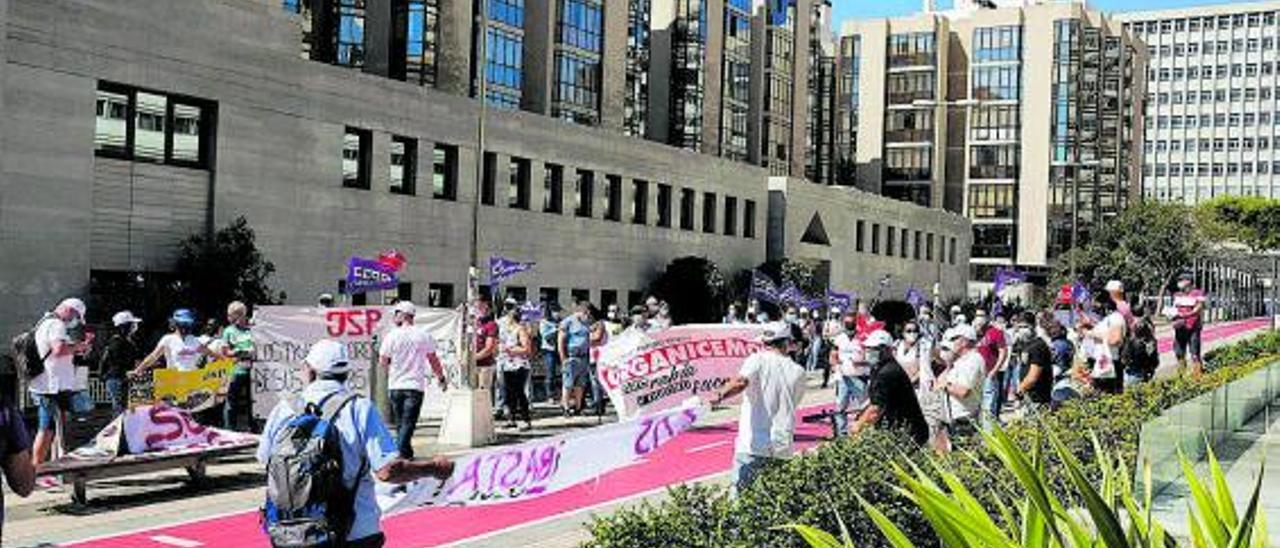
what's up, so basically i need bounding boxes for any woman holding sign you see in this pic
[132,309,220,376]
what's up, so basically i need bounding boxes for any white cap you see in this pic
[646,296,659,306]
[305,340,352,375]
[59,298,87,319]
[393,300,416,317]
[760,322,793,342]
[945,324,978,342]
[863,330,894,348]
[112,311,142,327]
[1105,280,1124,292]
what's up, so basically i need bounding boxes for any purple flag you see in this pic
[489,256,535,284]
[778,284,806,306]
[518,300,544,322]
[904,287,927,310]
[345,256,399,294]
[1071,281,1092,305]
[826,290,853,311]
[751,271,780,304]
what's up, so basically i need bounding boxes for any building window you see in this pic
[971,225,1012,259]
[604,175,623,221]
[509,157,531,209]
[949,236,957,264]
[544,163,564,213]
[973,26,1021,62]
[553,0,604,125]
[913,231,922,260]
[632,179,649,225]
[390,136,416,195]
[627,290,644,309]
[885,148,931,180]
[967,183,1015,219]
[970,104,1019,142]
[723,196,737,236]
[427,283,454,308]
[600,289,618,309]
[887,32,935,68]
[432,143,457,200]
[571,288,590,305]
[657,184,673,228]
[971,65,1021,101]
[485,25,525,109]
[886,226,896,257]
[679,188,696,230]
[900,227,909,258]
[926,233,934,261]
[539,287,561,308]
[575,169,594,217]
[95,82,215,169]
[335,0,366,67]
[389,282,414,303]
[701,192,716,234]
[855,220,865,252]
[969,145,1019,180]
[480,152,497,205]
[342,127,372,190]
[405,0,439,86]
[743,199,756,238]
[871,223,881,254]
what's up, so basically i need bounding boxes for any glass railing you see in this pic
[1135,361,1279,498]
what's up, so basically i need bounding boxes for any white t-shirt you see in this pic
[31,317,77,394]
[939,351,985,422]
[378,325,438,391]
[1088,312,1126,379]
[158,333,205,372]
[894,340,930,382]
[497,318,531,373]
[734,350,807,458]
[833,332,869,378]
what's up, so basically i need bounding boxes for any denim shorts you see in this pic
[35,391,74,430]
[562,355,591,389]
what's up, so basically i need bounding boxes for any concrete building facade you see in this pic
[0,0,969,339]
[1117,2,1280,203]
[838,2,1146,279]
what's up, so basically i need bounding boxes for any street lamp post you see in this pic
[438,0,495,448]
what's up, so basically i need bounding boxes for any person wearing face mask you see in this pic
[971,309,1009,426]
[538,305,561,404]
[558,302,594,415]
[1014,312,1054,414]
[949,305,965,327]
[1171,272,1206,376]
[604,304,625,337]
[1083,292,1126,395]
[916,305,940,344]
[934,325,984,438]
[1003,312,1037,410]
[894,321,930,384]
[744,301,760,324]
[829,312,869,436]
[626,306,649,334]
[723,303,742,324]
[850,331,928,446]
[98,311,143,416]
[820,309,843,389]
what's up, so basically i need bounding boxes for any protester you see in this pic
[894,320,930,384]
[134,309,220,376]
[258,340,454,547]
[30,298,91,466]
[537,305,561,404]
[934,325,983,438]
[497,302,534,430]
[1047,317,1081,408]
[0,365,33,540]
[378,301,447,459]
[588,306,610,416]
[1171,272,1206,376]
[1014,312,1053,414]
[723,303,741,324]
[972,309,1009,426]
[820,309,842,388]
[317,293,335,308]
[221,301,256,431]
[1004,311,1036,409]
[626,305,648,334]
[604,304,625,336]
[916,304,941,344]
[829,311,869,437]
[850,331,928,446]
[473,295,500,414]
[558,302,593,415]
[1124,306,1160,385]
[98,310,143,415]
[1105,280,1134,328]
[802,308,823,373]
[949,304,966,327]
[646,297,671,331]
[1083,292,1126,395]
[709,322,806,493]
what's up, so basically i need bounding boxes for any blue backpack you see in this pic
[262,393,364,547]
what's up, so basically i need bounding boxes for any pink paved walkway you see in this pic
[66,318,1273,548]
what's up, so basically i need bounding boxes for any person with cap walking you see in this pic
[850,330,928,446]
[133,309,219,376]
[98,310,143,415]
[30,298,93,465]
[1171,272,1206,376]
[1105,280,1134,328]
[377,301,446,460]
[258,340,454,547]
[934,324,985,439]
[709,322,807,493]
[829,311,870,436]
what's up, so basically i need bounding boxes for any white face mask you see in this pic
[785,313,798,323]
[904,332,919,344]
[756,313,769,323]
[940,349,956,363]
[631,315,645,326]
[607,312,617,320]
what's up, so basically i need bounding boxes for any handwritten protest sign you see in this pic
[377,401,704,513]
[251,306,463,420]
[152,359,237,412]
[597,325,765,419]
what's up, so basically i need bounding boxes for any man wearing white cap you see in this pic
[98,311,143,415]
[1104,280,1134,328]
[709,322,807,493]
[258,340,454,546]
[934,325,984,438]
[377,301,446,459]
[30,298,92,465]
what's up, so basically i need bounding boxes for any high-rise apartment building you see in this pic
[838,2,1145,275]
[1117,2,1280,203]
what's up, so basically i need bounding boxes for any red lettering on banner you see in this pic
[324,309,385,337]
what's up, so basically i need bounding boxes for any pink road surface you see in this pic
[67,318,1271,548]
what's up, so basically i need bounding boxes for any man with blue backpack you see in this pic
[257,339,454,547]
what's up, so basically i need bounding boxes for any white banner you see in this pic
[80,404,257,457]
[376,401,705,514]
[251,306,463,420]
[597,325,765,419]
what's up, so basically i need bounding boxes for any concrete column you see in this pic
[621,176,637,224]
[600,0,629,131]
[457,145,479,206]
[437,0,477,97]
[647,0,675,144]
[365,0,393,77]
[370,131,392,193]
[530,159,548,213]
[788,0,814,179]
[747,6,766,166]
[416,139,434,196]
[493,152,511,207]
[523,0,555,115]
[701,0,725,155]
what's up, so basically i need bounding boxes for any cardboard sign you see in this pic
[151,358,237,412]
[596,325,765,419]
[250,306,463,420]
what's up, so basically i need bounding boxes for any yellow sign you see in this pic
[151,358,237,412]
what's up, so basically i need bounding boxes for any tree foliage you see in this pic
[646,256,726,324]
[1051,201,1204,298]
[175,216,285,320]
[1197,196,1280,252]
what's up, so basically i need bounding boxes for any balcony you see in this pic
[886,128,933,143]
[888,53,935,68]
[885,168,932,181]
[887,91,935,105]
[969,165,1019,180]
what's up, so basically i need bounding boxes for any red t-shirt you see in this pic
[474,319,499,367]
[977,326,1006,373]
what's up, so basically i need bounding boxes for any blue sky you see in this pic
[833,0,1247,23]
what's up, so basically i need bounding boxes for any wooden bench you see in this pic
[37,441,257,505]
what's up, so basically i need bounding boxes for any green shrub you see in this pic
[585,331,1280,547]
